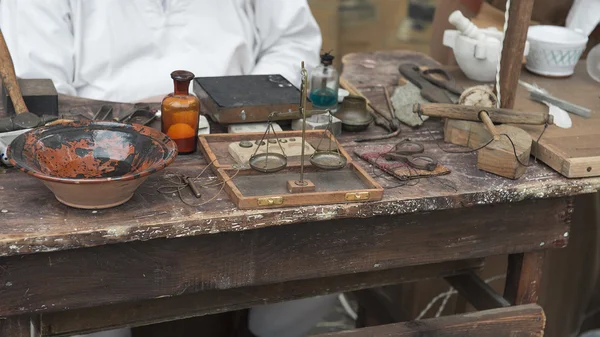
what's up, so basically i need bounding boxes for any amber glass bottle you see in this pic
[161,70,200,154]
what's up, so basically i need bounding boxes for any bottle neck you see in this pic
[173,79,190,95]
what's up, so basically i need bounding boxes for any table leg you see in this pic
[504,252,546,305]
[453,294,468,314]
[0,315,38,337]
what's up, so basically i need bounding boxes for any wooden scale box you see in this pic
[198,130,383,210]
[197,62,383,210]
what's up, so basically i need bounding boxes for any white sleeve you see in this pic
[0,0,77,96]
[250,0,322,88]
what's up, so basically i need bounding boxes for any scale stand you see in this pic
[287,62,316,193]
[286,62,348,193]
[246,62,347,194]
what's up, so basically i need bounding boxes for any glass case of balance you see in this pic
[197,62,383,210]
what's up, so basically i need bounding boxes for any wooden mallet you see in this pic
[413,103,553,179]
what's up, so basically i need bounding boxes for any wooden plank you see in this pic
[535,136,600,178]
[504,251,546,305]
[40,260,483,336]
[312,304,545,337]
[498,0,535,109]
[0,315,34,337]
[565,155,600,178]
[415,103,551,125]
[0,197,570,317]
[444,271,511,310]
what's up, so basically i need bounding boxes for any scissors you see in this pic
[383,139,438,171]
[398,63,464,104]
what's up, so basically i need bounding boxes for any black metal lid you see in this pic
[320,52,335,66]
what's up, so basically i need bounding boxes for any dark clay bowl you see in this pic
[7,120,178,209]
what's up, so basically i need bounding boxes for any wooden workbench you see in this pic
[0,51,598,336]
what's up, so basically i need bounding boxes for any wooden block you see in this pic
[0,197,569,317]
[444,119,532,179]
[478,127,532,180]
[444,119,485,147]
[1,78,58,116]
[287,179,316,193]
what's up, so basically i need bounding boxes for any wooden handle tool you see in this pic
[340,77,370,105]
[413,103,553,125]
[478,111,500,141]
[0,30,29,114]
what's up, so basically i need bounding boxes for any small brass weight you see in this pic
[248,62,347,194]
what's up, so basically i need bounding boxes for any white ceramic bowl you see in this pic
[443,28,530,82]
[526,25,588,77]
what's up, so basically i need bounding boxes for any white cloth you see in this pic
[0,0,322,103]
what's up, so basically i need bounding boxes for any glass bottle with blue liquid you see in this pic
[309,52,339,111]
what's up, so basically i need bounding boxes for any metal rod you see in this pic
[383,86,395,116]
[298,62,308,185]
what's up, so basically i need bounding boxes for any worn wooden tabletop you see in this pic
[0,51,598,258]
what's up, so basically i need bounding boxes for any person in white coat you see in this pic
[0,0,321,102]
[0,1,337,337]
